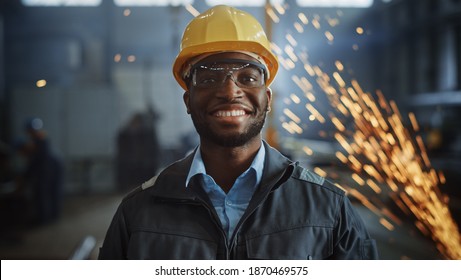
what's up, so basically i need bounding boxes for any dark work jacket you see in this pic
[99,142,379,260]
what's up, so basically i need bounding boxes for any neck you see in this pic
[200,137,262,193]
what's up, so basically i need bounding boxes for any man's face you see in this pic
[183,52,272,147]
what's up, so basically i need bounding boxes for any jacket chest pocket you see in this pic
[244,226,333,260]
[127,230,218,260]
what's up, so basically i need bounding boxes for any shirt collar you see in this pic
[185,142,266,188]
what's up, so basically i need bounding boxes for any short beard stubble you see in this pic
[191,105,268,148]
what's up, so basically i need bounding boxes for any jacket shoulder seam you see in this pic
[292,166,346,196]
[120,174,159,203]
[141,175,159,190]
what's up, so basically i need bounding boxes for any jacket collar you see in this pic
[147,141,295,200]
[259,141,294,190]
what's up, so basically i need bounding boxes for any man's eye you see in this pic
[197,75,218,84]
[200,78,216,84]
[239,75,259,84]
[242,76,257,82]
[238,68,262,83]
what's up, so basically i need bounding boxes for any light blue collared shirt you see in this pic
[185,143,265,240]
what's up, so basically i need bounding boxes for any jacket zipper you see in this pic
[193,196,230,259]
[228,163,296,258]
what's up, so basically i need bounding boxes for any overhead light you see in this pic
[114,0,193,6]
[206,0,283,6]
[36,79,47,88]
[296,0,373,8]
[22,0,101,6]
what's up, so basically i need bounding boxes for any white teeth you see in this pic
[216,110,246,117]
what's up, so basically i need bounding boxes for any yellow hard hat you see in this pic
[172,5,279,90]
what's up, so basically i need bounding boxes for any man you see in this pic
[99,5,378,260]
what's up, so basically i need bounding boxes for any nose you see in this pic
[215,74,243,100]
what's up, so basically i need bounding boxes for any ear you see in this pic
[266,87,273,112]
[183,91,191,114]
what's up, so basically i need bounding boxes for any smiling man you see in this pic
[99,5,378,260]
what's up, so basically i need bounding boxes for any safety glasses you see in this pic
[190,59,266,89]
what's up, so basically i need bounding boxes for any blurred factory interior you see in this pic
[0,0,460,259]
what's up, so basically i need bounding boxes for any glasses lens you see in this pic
[192,60,265,89]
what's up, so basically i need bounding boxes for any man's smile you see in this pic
[209,103,253,115]
[214,110,246,117]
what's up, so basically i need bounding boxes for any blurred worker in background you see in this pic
[116,110,161,192]
[23,117,63,225]
[99,5,378,259]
